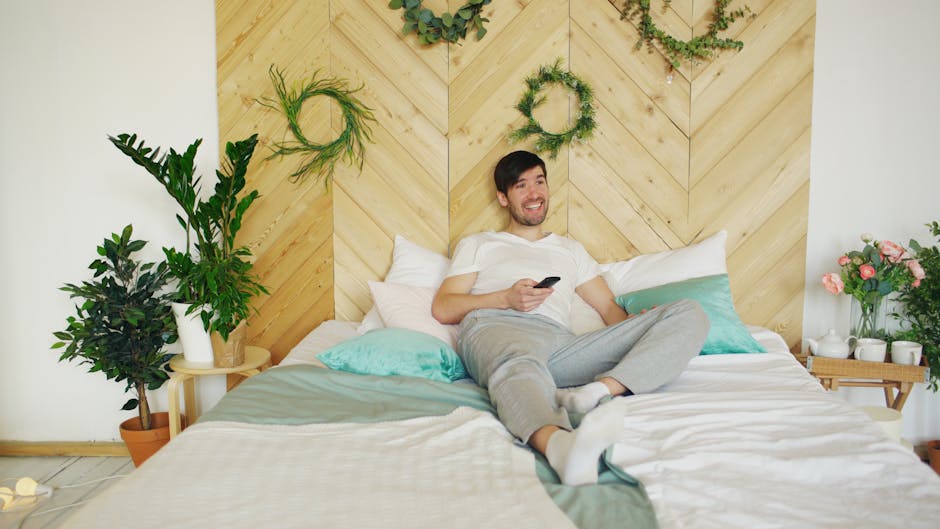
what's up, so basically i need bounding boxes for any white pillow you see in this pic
[368,281,458,349]
[358,235,451,334]
[388,235,450,287]
[570,294,605,335]
[601,231,728,295]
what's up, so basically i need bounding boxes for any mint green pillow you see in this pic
[615,274,766,355]
[316,328,469,382]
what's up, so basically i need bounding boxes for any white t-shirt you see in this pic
[446,231,601,329]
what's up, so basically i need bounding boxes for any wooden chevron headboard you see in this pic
[217,0,815,363]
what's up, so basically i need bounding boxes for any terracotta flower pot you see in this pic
[928,440,940,475]
[119,412,177,467]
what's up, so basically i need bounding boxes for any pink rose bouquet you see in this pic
[822,233,924,338]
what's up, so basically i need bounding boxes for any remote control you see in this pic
[534,276,560,288]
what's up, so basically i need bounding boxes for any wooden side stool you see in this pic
[167,346,271,438]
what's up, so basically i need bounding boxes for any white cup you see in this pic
[854,338,887,362]
[890,341,922,365]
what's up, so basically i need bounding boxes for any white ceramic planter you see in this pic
[171,302,214,366]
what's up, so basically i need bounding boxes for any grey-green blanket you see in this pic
[200,365,658,529]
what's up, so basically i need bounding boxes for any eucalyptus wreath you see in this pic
[621,0,753,69]
[260,66,376,184]
[508,60,596,160]
[388,0,491,45]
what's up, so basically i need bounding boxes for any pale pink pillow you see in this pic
[357,235,451,335]
[368,281,458,349]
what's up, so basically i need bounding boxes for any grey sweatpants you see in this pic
[456,299,709,442]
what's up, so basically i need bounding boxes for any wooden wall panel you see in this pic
[690,0,816,350]
[330,0,450,322]
[217,0,334,364]
[217,0,816,360]
[448,0,571,247]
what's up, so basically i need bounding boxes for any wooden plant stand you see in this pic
[167,346,271,438]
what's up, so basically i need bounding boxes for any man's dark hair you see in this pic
[494,151,546,195]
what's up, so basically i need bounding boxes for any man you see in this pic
[432,150,709,486]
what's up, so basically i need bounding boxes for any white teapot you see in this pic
[806,329,854,358]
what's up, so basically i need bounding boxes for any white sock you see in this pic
[544,399,624,486]
[556,381,610,414]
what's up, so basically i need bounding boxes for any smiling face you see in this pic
[497,165,549,228]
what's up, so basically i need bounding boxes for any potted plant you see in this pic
[893,221,938,388]
[53,225,177,466]
[891,222,938,474]
[108,133,267,367]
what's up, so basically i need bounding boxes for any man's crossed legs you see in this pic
[457,299,709,485]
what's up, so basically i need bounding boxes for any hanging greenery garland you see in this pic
[508,60,596,160]
[388,0,492,45]
[260,66,376,185]
[620,0,753,69]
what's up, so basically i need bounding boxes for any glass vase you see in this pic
[850,296,887,339]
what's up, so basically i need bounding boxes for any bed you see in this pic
[61,233,940,529]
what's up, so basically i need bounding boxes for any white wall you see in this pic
[1,1,938,443]
[805,0,940,443]
[0,0,224,441]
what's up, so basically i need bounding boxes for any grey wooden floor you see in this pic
[0,456,132,529]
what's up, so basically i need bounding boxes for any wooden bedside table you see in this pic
[806,356,929,411]
[167,346,271,438]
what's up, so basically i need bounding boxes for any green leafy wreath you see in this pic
[508,60,596,160]
[621,0,753,69]
[260,66,376,185]
[388,0,491,45]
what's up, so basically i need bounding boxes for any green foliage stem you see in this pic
[389,0,492,45]
[621,0,753,69]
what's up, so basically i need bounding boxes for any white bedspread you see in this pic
[610,328,940,529]
[67,324,940,529]
[64,407,576,529]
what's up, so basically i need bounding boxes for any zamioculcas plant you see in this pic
[107,133,267,341]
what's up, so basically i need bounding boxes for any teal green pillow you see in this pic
[615,274,766,355]
[316,328,469,382]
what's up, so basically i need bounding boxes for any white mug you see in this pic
[891,341,922,366]
[854,338,887,362]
